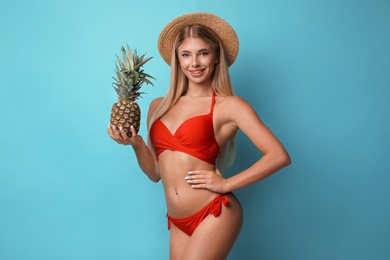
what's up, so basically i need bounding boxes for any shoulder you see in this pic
[151,97,164,105]
[147,97,164,119]
[216,95,260,127]
[149,97,164,110]
[217,95,252,111]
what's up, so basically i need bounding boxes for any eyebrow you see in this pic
[180,48,211,53]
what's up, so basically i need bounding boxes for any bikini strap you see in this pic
[209,91,216,113]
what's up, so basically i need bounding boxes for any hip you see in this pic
[164,185,241,219]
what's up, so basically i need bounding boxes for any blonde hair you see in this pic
[149,24,237,169]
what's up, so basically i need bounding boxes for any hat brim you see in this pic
[158,12,239,67]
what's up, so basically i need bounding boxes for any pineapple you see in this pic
[110,43,154,137]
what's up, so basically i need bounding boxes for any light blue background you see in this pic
[1,0,389,259]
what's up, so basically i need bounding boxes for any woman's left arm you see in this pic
[185,96,291,193]
[223,96,291,192]
[187,96,291,193]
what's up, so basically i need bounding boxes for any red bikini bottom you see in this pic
[167,193,233,236]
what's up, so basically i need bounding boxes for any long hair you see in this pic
[149,24,237,170]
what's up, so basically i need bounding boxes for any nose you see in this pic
[191,56,200,67]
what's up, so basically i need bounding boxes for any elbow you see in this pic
[276,150,291,169]
[282,152,291,167]
[149,171,161,183]
[150,176,161,183]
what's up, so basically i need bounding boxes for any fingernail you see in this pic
[119,126,123,131]
[186,180,191,183]
[131,125,135,130]
[188,171,193,174]
[112,125,116,130]
[184,176,189,180]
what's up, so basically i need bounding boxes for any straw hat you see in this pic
[158,12,239,67]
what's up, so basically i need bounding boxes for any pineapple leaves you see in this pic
[140,77,154,86]
[112,43,155,100]
[121,47,130,71]
[133,70,139,85]
[134,56,153,71]
[126,43,134,70]
[115,55,125,71]
[141,72,156,80]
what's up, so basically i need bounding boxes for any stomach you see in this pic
[158,151,220,218]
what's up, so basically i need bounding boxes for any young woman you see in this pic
[108,12,291,260]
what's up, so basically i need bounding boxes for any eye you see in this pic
[181,53,189,58]
[200,51,209,56]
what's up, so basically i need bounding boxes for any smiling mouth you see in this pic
[189,69,205,77]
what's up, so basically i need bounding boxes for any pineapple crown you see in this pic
[113,43,155,100]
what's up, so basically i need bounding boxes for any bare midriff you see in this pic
[158,150,218,218]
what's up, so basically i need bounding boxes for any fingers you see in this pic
[107,124,133,145]
[108,124,120,138]
[107,124,117,139]
[184,169,226,193]
[130,125,137,137]
[107,124,113,135]
[119,126,130,139]
[107,123,142,147]
[184,171,208,184]
[185,171,207,185]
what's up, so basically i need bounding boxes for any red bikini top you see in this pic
[150,92,219,165]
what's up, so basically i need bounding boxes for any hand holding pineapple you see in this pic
[108,43,155,141]
[107,124,142,146]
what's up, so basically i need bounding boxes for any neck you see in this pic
[185,88,213,97]
[185,82,213,97]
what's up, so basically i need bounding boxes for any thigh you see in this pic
[181,195,243,260]
[170,223,190,260]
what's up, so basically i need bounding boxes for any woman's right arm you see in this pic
[107,98,163,182]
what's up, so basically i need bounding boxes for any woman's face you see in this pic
[177,37,218,87]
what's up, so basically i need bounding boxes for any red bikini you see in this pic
[150,92,236,236]
[167,195,229,236]
[150,92,219,165]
